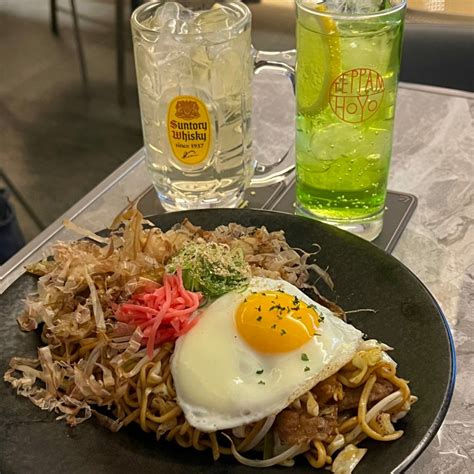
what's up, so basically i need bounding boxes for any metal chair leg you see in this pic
[116,0,126,106]
[70,0,89,99]
[50,0,59,35]
[131,0,141,14]
[0,169,46,231]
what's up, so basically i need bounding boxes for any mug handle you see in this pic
[251,49,296,187]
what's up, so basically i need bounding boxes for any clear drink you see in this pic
[132,2,253,210]
[295,0,406,240]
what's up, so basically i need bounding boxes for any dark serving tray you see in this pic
[137,182,417,254]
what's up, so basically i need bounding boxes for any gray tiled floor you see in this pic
[1,0,143,242]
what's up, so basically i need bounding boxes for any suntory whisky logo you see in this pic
[175,100,200,120]
[167,95,211,166]
[329,68,384,123]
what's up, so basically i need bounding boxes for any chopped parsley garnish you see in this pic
[301,353,309,362]
[256,315,262,322]
[304,366,310,372]
[257,305,262,312]
[292,296,299,306]
[271,324,277,329]
[280,329,287,336]
[258,380,266,385]
[256,369,264,375]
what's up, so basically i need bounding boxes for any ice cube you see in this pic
[326,0,386,14]
[191,46,212,86]
[146,1,196,35]
[135,45,157,95]
[158,50,194,91]
[210,47,242,99]
[193,5,238,34]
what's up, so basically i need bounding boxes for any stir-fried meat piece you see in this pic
[312,375,343,405]
[275,407,338,445]
[338,379,395,411]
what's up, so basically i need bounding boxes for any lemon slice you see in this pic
[296,3,341,115]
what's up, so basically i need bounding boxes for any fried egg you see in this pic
[171,277,363,432]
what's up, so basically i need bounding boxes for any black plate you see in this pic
[0,209,455,474]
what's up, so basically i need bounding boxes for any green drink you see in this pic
[295,0,406,240]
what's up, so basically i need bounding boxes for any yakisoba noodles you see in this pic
[4,204,416,473]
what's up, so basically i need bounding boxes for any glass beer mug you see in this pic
[131,0,295,211]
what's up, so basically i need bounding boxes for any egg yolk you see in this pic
[235,291,321,353]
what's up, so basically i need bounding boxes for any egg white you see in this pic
[171,277,363,432]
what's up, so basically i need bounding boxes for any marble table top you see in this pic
[390,85,473,474]
[0,81,472,473]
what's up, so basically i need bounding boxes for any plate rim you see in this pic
[1,208,456,473]
[146,207,457,473]
[387,269,456,473]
